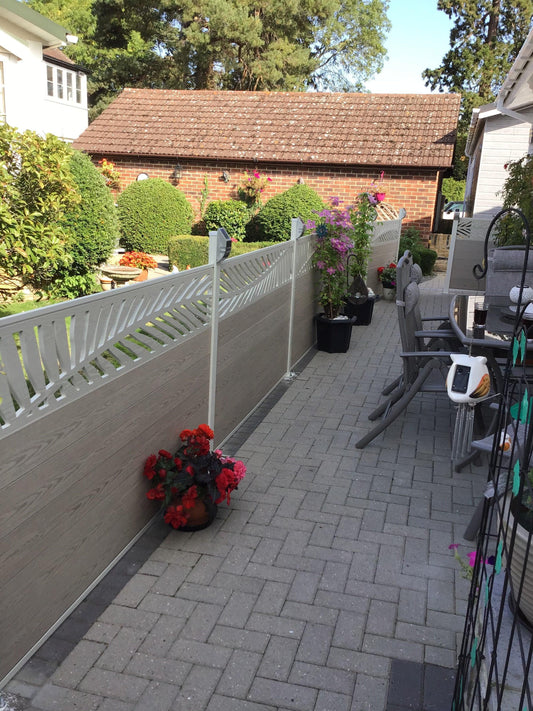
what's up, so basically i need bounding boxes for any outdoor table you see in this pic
[449,293,523,353]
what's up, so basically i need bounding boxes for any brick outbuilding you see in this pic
[73,89,461,237]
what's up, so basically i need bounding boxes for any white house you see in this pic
[0,0,88,141]
[464,27,533,218]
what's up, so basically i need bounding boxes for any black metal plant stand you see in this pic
[452,207,533,710]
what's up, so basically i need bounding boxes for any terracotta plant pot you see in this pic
[166,496,218,532]
[133,269,149,282]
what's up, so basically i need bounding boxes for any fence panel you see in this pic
[0,234,316,685]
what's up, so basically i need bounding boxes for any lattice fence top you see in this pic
[0,237,313,437]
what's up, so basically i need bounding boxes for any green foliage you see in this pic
[442,177,465,203]
[0,123,78,289]
[168,236,274,270]
[349,193,376,281]
[399,227,438,276]
[494,153,533,246]
[247,185,325,242]
[423,0,532,120]
[204,200,250,242]
[48,273,101,300]
[59,151,119,277]
[117,178,194,254]
[31,0,390,116]
[423,1,532,177]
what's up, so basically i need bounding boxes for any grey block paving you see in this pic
[3,275,476,711]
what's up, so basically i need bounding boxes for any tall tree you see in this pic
[29,0,390,118]
[423,1,532,128]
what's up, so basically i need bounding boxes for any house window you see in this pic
[56,69,63,99]
[45,64,84,106]
[0,62,5,123]
[46,65,54,96]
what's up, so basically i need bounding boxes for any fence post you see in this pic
[285,218,305,379]
[207,229,232,437]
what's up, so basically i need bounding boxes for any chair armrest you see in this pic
[400,351,452,358]
[421,315,449,322]
[415,329,456,339]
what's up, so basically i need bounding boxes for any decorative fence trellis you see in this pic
[453,210,533,710]
[0,232,313,439]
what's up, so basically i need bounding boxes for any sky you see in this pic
[365,0,454,94]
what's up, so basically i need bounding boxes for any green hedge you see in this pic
[117,178,194,254]
[246,184,324,242]
[168,236,276,270]
[204,200,250,241]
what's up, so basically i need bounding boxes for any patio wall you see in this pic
[0,243,316,684]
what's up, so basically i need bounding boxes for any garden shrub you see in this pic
[168,236,275,270]
[246,184,324,242]
[495,153,533,246]
[51,151,119,296]
[203,200,249,241]
[399,227,437,276]
[117,178,194,253]
[0,123,78,289]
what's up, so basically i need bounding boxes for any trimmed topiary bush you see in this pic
[63,151,119,273]
[117,178,194,253]
[47,150,119,297]
[246,184,325,242]
[168,236,275,270]
[204,200,250,241]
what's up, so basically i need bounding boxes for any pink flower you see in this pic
[448,543,459,550]
[467,551,478,567]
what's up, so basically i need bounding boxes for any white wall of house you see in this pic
[465,108,533,219]
[0,16,87,141]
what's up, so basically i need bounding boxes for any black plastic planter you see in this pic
[343,296,375,325]
[314,314,357,353]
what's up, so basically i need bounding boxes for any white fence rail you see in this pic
[445,216,495,292]
[367,209,406,291]
[0,231,313,438]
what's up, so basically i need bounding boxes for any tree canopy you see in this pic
[422,0,532,179]
[29,0,390,119]
[423,0,532,122]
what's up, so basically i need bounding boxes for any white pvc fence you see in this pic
[445,216,495,291]
[0,226,313,438]
[367,209,406,291]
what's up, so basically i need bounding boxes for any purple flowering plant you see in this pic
[307,197,355,319]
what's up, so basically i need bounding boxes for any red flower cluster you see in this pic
[119,251,158,270]
[143,425,246,528]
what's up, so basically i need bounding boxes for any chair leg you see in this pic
[356,361,438,449]
[382,375,403,396]
[368,384,407,421]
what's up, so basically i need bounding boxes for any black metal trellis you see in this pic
[453,207,533,710]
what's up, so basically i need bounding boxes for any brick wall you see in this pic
[96,154,442,238]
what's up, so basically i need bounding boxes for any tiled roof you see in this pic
[73,89,461,168]
[43,47,74,64]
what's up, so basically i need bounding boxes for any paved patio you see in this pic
[2,274,482,711]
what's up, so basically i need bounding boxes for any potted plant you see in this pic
[500,466,533,626]
[143,424,246,530]
[308,198,356,352]
[119,251,158,280]
[377,262,397,300]
[343,191,379,324]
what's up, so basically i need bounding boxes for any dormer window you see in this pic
[45,63,84,105]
